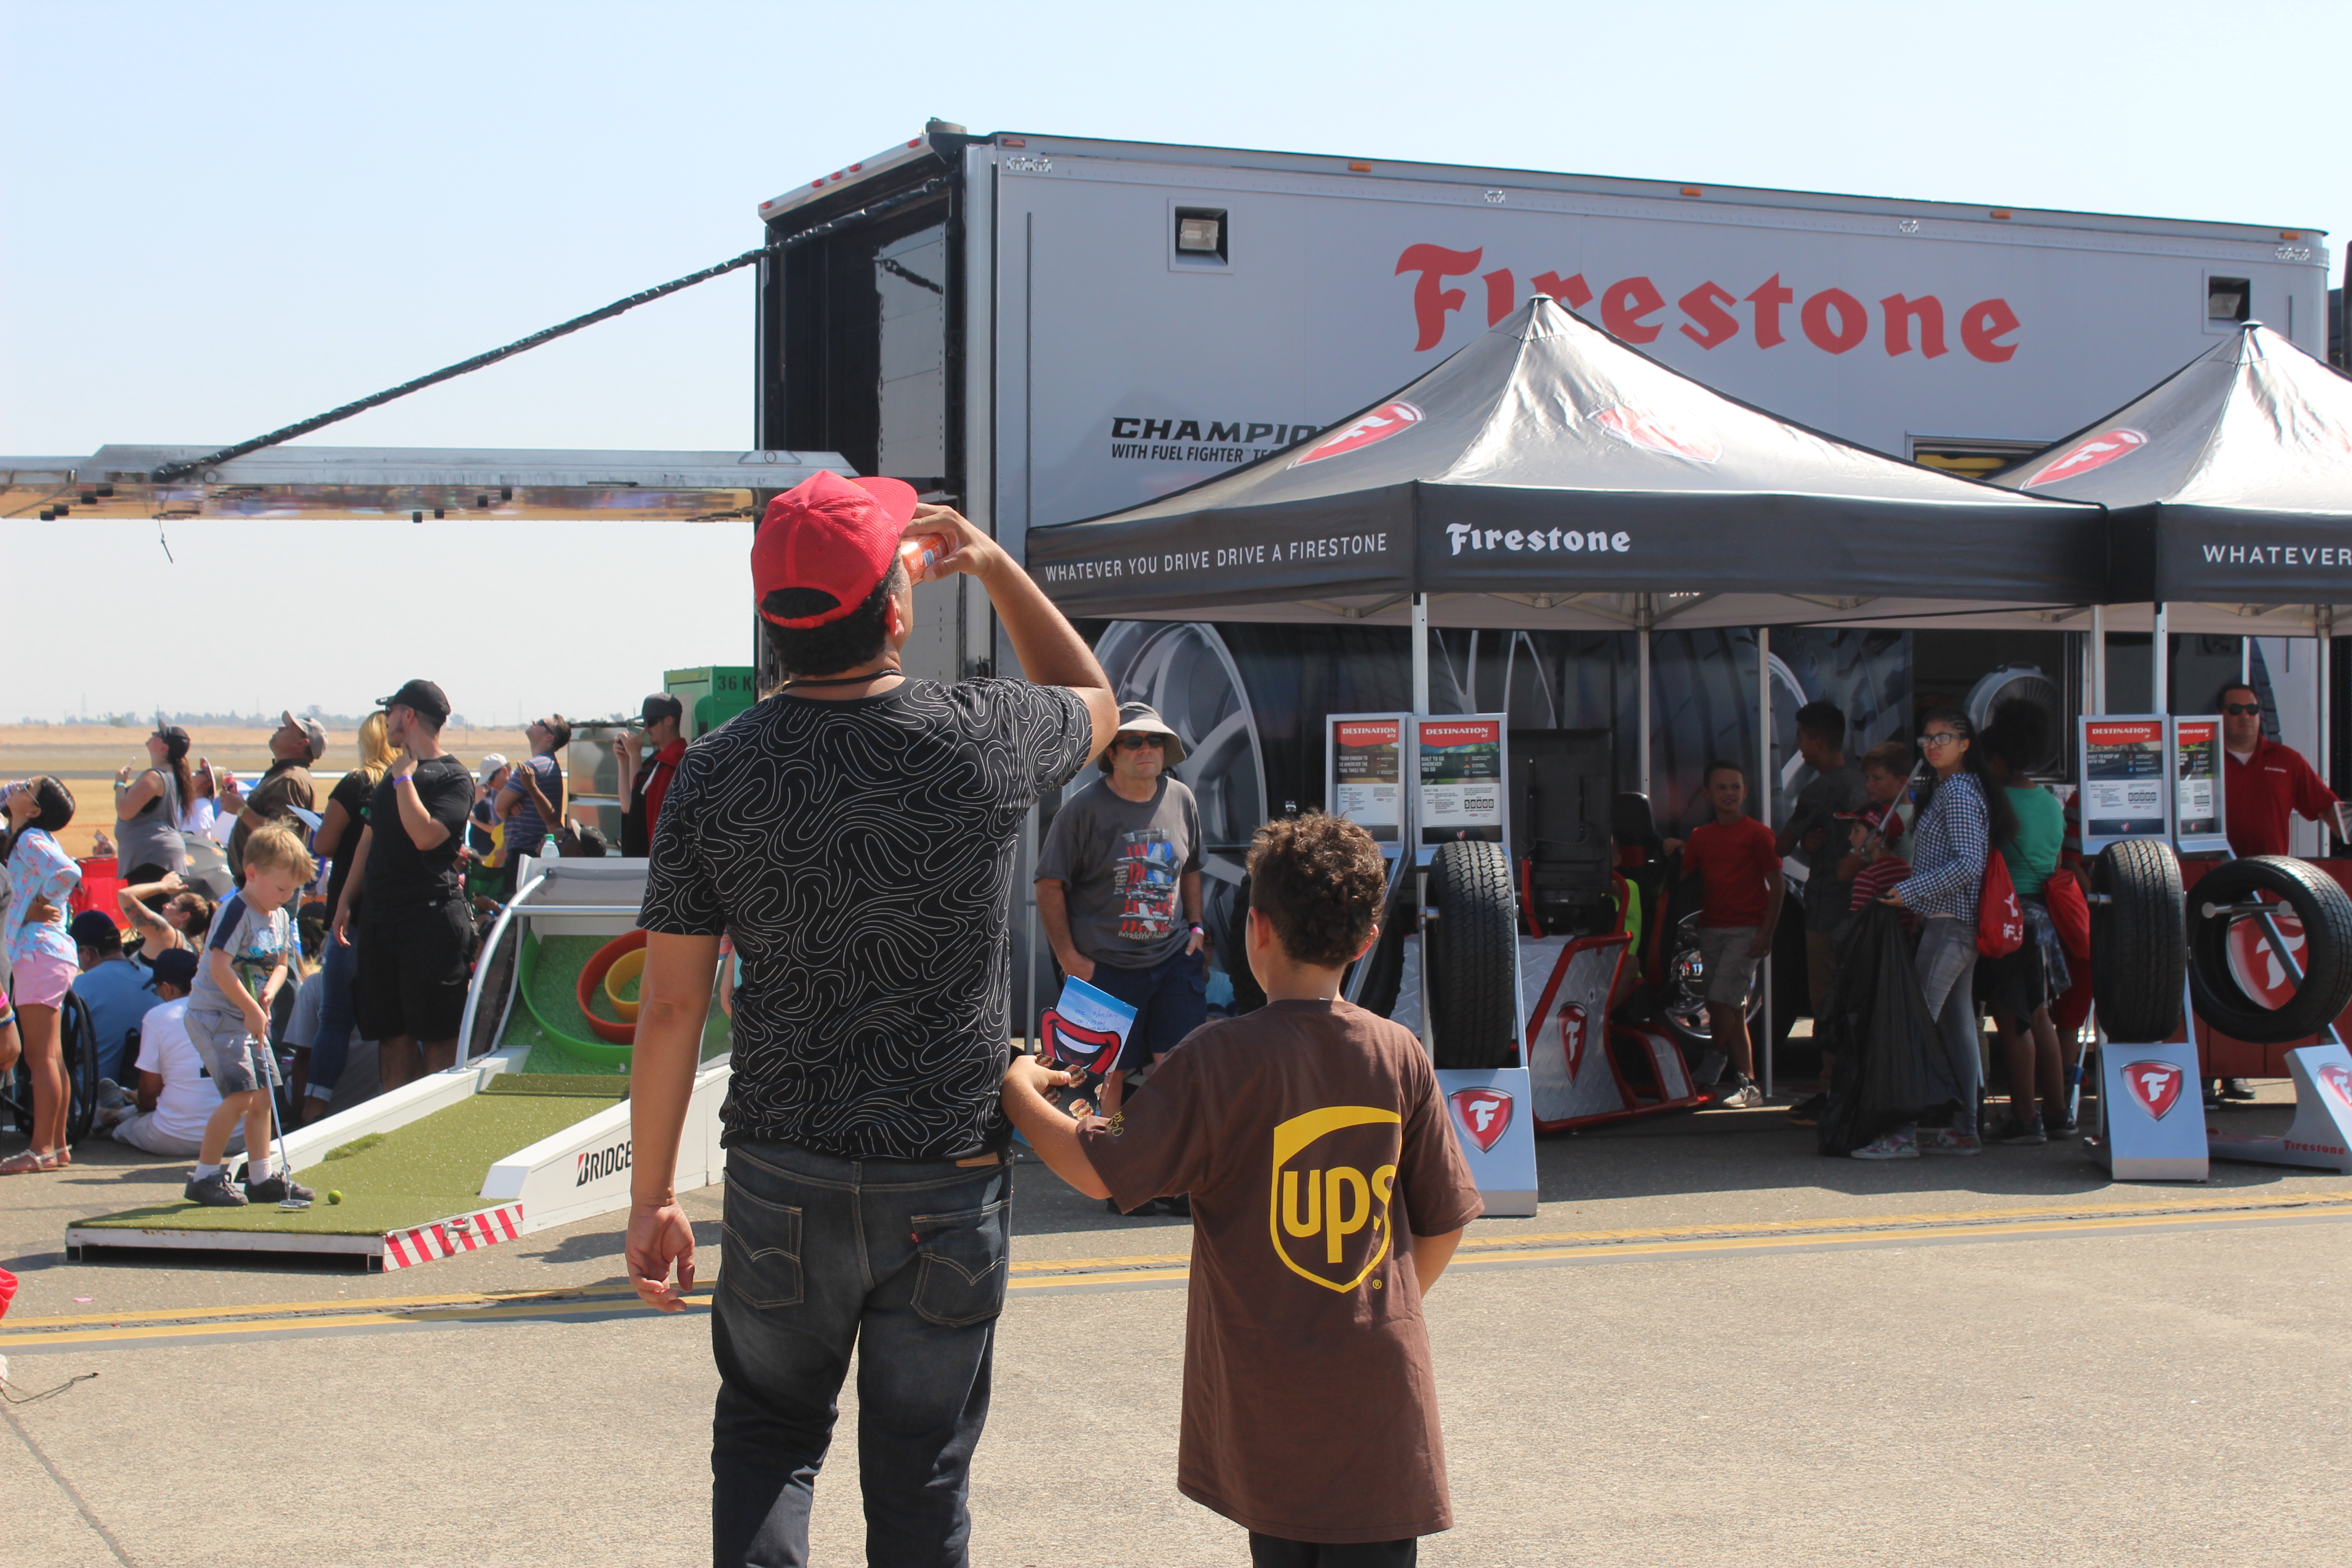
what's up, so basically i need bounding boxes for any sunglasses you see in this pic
[2224,703,2262,716]
[1114,734,1167,750]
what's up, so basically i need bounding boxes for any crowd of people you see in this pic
[0,677,696,1188]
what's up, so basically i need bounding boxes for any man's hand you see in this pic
[615,730,642,769]
[902,503,1004,584]
[1185,925,1206,957]
[1748,931,1774,961]
[626,1199,697,1313]
[1059,951,1097,985]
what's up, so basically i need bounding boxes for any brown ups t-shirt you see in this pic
[1079,998,1483,1544]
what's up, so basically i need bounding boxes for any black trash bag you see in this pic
[1815,906,1962,1156]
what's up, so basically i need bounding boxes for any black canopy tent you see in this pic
[1992,324,2352,720]
[1026,296,2108,636]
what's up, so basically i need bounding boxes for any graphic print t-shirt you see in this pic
[1034,776,1203,968]
[187,892,289,1021]
[1080,1000,1484,1544]
[639,679,1094,1160]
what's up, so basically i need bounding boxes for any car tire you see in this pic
[1426,840,1518,1069]
[2090,839,2186,1043]
[2187,855,2352,1044]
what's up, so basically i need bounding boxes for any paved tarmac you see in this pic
[6,1088,2349,1566]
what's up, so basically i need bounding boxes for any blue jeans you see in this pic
[1087,944,1210,1069]
[307,930,362,1101]
[711,1138,1011,1568]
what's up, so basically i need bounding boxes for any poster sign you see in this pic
[1037,977,1138,1118]
[1327,713,1409,848]
[1417,715,1507,862]
[2078,716,2171,855]
[2171,716,2229,853]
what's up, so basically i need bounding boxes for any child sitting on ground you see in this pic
[181,823,315,1207]
[1002,811,1483,1567]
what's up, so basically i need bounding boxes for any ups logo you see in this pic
[1268,1105,1402,1293]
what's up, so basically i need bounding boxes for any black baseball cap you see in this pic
[147,947,199,990]
[641,693,684,726]
[153,724,191,759]
[69,910,121,952]
[378,679,451,723]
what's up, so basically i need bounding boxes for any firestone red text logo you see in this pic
[1593,405,1722,464]
[1395,244,2022,361]
[1450,1088,1514,1152]
[2122,1061,2185,1120]
[1289,402,1422,467]
[2319,1063,2352,1110]
[2024,428,2147,488]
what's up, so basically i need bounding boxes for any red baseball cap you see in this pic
[752,470,921,628]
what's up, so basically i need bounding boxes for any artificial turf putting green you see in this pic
[75,1084,624,1236]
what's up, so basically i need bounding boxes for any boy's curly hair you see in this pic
[1245,811,1388,968]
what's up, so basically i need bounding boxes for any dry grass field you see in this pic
[0,723,530,858]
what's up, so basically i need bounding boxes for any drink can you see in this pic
[900,533,951,580]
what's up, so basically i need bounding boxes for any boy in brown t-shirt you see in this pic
[1003,812,1483,1566]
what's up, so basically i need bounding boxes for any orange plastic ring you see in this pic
[576,929,647,1044]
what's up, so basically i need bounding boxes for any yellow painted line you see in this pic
[1450,1205,2352,1267]
[3,1285,632,1330]
[0,1292,716,1350]
[1452,1190,2352,1251]
[1009,1267,1191,1290]
[1009,1253,1190,1274]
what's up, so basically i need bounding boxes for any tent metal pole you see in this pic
[2319,607,2332,820]
[2242,636,2252,684]
[1756,624,1774,1102]
[2090,604,2107,715]
[1411,594,1430,717]
[1637,599,1653,799]
[2151,602,2169,713]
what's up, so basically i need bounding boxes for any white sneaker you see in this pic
[1851,1130,1918,1160]
[1715,1081,1763,1109]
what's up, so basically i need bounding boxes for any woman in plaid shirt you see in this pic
[1853,710,2017,1160]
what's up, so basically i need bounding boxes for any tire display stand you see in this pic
[2206,1043,2352,1173]
[67,858,729,1269]
[1333,713,1539,1215]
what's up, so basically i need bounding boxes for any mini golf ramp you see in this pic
[69,859,732,1269]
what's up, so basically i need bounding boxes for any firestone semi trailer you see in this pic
[750,120,2331,689]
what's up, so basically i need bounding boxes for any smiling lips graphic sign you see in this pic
[1449,1088,1514,1152]
[2024,427,2147,488]
[2320,1064,2352,1111]
[1289,401,1421,467]
[2122,1061,2185,1120]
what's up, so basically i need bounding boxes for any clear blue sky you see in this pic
[4,0,2342,723]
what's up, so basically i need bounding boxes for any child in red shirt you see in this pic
[1664,760,1784,1107]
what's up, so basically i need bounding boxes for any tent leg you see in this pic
[2319,608,2333,838]
[1411,594,1430,718]
[1757,624,1774,1102]
[1637,616,1653,799]
[2090,604,2107,715]
[2151,602,2168,713]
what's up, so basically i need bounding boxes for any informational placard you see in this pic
[2171,715,2228,853]
[1326,712,1410,849]
[2077,716,2172,856]
[1037,977,1138,1118]
[1416,714,1508,863]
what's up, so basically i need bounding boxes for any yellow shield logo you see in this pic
[1268,1105,1402,1292]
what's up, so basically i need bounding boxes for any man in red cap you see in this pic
[625,470,1115,1566]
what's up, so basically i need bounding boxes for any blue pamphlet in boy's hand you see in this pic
[1037,977,1139,1118]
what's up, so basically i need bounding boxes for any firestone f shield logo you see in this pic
[2319,1064,2352,1110]
[2024,427,2146,488]
[2122,1061,2185,1120]
[1268,1105,1401,1293]
[1288,402,1421,468]
[1449,1087,1513,1152]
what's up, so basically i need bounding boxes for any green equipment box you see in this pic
[666,666,757,740]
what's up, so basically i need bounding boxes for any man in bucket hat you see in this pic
[1035,700,1208,1147]
[623,470,1116,1566]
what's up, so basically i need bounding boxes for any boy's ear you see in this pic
[1349,921,1381,964]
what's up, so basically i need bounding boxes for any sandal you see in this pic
[0,1148,61,1174]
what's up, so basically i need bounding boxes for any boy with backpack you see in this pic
[1002,811,1483,1565]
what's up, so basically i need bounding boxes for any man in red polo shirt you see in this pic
[617,693,689,859]
[2219,682,2337,859]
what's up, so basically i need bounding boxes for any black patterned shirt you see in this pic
[639,678,1093,1159]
